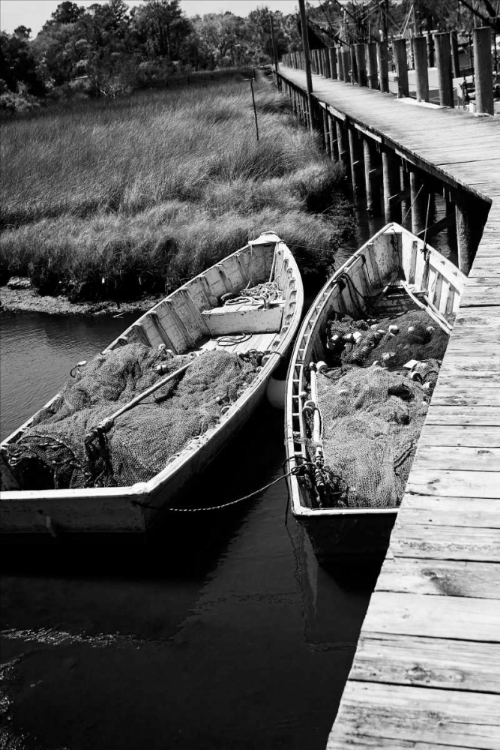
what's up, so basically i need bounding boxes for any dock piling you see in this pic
[473,27,494,115]
[434,31,454,107]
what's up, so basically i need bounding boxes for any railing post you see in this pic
[349,45,357,84]
[474,27,494,115]
[393,38,409,98]
[337,47,345,81]
[354,43,368,86]
[434,31,454,107]
[324,47,331,78]
[366,42,378,89]
[450,30,460,79]
[329,48,338,80]
[427,31,435,68]
[377,41,389,92]
[413,36,429,102]
[344,48,353,83]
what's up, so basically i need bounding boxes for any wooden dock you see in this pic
[277,66,500,749]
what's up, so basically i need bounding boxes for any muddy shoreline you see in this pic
[0,286,162,317]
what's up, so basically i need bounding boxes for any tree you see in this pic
[0,31,45,95]
[131,0,193,61]
[14,26,32,40]
[49,2,85,26]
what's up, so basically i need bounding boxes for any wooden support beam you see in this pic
[329,47,338,80]
[377,41,389,93]
[455,195,488,275]
[393,38,409,98]
[413,36,429,103]
[336,119,350,172]
[474,27,494,115]
[450,30,460,79]
[366,42,378,89]
[410,169,427,236]
[434,31,454,108]
[389,184,411,208]
[348,127,363,199]
[355,43,368,87]
[363,138,381,215]
[343,48,352,83]
[382,150,401,222]
[337,46,345,81]
[416,211,455,241]
[400,166,411,228]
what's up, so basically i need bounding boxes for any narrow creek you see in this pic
[0,205,450,749]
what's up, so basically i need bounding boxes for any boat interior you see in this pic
[107,236,300,359]
[287,223,466,512]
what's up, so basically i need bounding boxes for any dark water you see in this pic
[0,309,374,750]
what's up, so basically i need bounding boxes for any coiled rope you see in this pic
[223,280,281,308]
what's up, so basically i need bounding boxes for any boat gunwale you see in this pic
[1,238,304,504]
[285,221,464,519]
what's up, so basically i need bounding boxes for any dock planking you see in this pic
[276,67,500,749]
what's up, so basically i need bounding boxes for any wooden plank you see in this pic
[429,387,500,406]
[411,445,500,472]
[376,558,500,599]
[406,468,500,498]
[419,424,500,446]
[350,634,500,692]
[328,682,500,750]
[424,406,500,425]
[390,524,500,562]
[361,591,500,641]
[437,371,500,384]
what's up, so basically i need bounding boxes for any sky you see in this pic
[0,0,300,36]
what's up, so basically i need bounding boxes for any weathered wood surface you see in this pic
[276,67,500,750]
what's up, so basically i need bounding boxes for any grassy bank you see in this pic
[0,76,353,301]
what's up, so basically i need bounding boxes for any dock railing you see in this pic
[281,27,496,115]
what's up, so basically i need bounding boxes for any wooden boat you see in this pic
[1,232,303,540]
[285,223,465,567]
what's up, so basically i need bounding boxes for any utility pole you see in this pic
[270,14,280,90]
[298,0,314,133]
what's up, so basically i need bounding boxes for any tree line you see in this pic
[0,0,301,111]
[1,0,497,113]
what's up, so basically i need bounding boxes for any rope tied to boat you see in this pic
[130,465,310,513]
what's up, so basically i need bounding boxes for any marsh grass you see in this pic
[0,77,352,300]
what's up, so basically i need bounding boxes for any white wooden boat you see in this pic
[1,233,303,540]
[285,223,465,567]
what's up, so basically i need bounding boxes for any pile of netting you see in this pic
[305,309,450,510]
[3,343,260,491]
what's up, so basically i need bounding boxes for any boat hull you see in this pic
[2,234,303,540]
[285,223,465,566]
[297,511,397,568]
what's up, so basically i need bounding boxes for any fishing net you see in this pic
[3,343,259,491]
[305,308,450,510]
